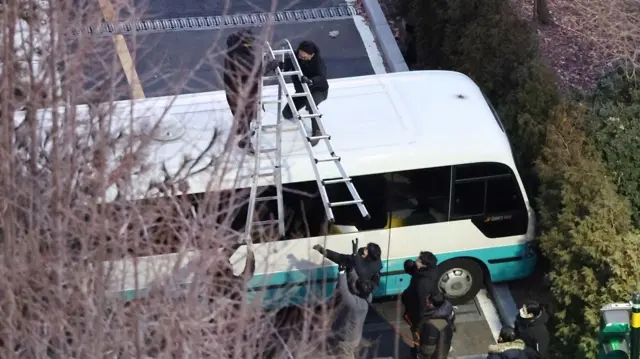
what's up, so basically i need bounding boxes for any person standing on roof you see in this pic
[223,29,279,154]
[279,40,328,146]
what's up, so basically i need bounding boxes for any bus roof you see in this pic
[18,70,517,201]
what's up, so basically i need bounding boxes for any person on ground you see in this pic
[487,326,537,359]
[416,292,455,359]
[223,29,279,154]
[401,251,441,358]
[401,251,439,331]
[313,238,383,299]
[514,300,549,359]
[279,40,328,146]
[328,266,372,359]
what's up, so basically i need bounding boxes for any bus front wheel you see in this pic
[437,258,483,305]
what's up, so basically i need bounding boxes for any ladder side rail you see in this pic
[271,41,336,223]
[274,48,286,237]
[243,70,267,244]
[282,40,368,220]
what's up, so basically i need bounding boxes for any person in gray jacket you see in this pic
[329,267,373,359]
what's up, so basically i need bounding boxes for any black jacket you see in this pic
[401,263,439,327]
[514,310,550,358]
[283,44,328,93]
[419,302,454,359]
[223,33,261,98]
[324,249,382,291]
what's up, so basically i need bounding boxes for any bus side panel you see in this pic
[240,229,391,309]
[382,221,536,296]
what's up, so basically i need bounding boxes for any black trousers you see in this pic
[226,92,257,143]
[282,90,327,134]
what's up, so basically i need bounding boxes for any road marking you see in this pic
[97,0,146,99]
[476,288,501,342]
[352,14,387,75]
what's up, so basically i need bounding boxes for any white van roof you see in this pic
[18,70,516,201]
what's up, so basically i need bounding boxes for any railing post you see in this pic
[631,293,640,359]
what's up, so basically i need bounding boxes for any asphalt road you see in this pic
[124,20,375,98]
[132,0,346,20]
[363,297,496,358]
[77,18,375,101]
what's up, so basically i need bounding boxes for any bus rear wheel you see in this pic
[437,258,483,305]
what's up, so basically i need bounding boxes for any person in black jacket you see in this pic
[418,292,454,359]
[514,300,549,359]
[280,40,329,146]
[313,239,383,297]
[487,326,534,359]
[401,251,439,334]
[223,29,279,153]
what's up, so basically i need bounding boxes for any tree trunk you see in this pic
[533,0,553,25]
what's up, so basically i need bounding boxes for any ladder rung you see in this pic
[280,71,300,77]
[271,49,291,56]
[262,124,298,132]
[259,148,277,154]
[263,76,278,81]
[299,113,322,119]
[262,99,284,105]
[244,171,274,179]
[256,196,278,202]
[253,219,279,226]
[291,93,308,98]
[323,177,351,185]
[330,200,364,208]
[315,156,340,163]
[308,135,330,141]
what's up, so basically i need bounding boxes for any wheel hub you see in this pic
[438,268,473,298]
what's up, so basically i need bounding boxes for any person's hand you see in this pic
[313,244,325,254]
[351,238,359,255]
[265,59,280,73]
[301,76,313,86]
[404,259,416,274]
[338,263,347,272]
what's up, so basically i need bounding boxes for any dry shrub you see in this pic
[0,0,335,357]
[529,0,640,73]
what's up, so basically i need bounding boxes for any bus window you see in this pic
[389,166,452,226]
[486,176,521,213]
[328,174,390,232]
[282,181,326,238]
[452,180,485,217]
[455,162,510,180]
[452,162,528,237]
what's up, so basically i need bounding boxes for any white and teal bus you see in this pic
[63,70,537,306]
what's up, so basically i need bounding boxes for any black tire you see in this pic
[437,258,484,305]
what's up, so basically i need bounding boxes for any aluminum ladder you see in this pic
[263,40,370,224]
[242,51,287,243]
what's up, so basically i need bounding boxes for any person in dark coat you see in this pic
[328,267,372,359]
[280,40,329,146]
[417,292,454,359]
[514,300,549,359]
[401,251,439,330]
[313,238,383,297]
[487,326,540,359]
[223,29,279,153]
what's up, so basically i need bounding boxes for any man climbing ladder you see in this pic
[243,39,370,243]
[279,40,329,146]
